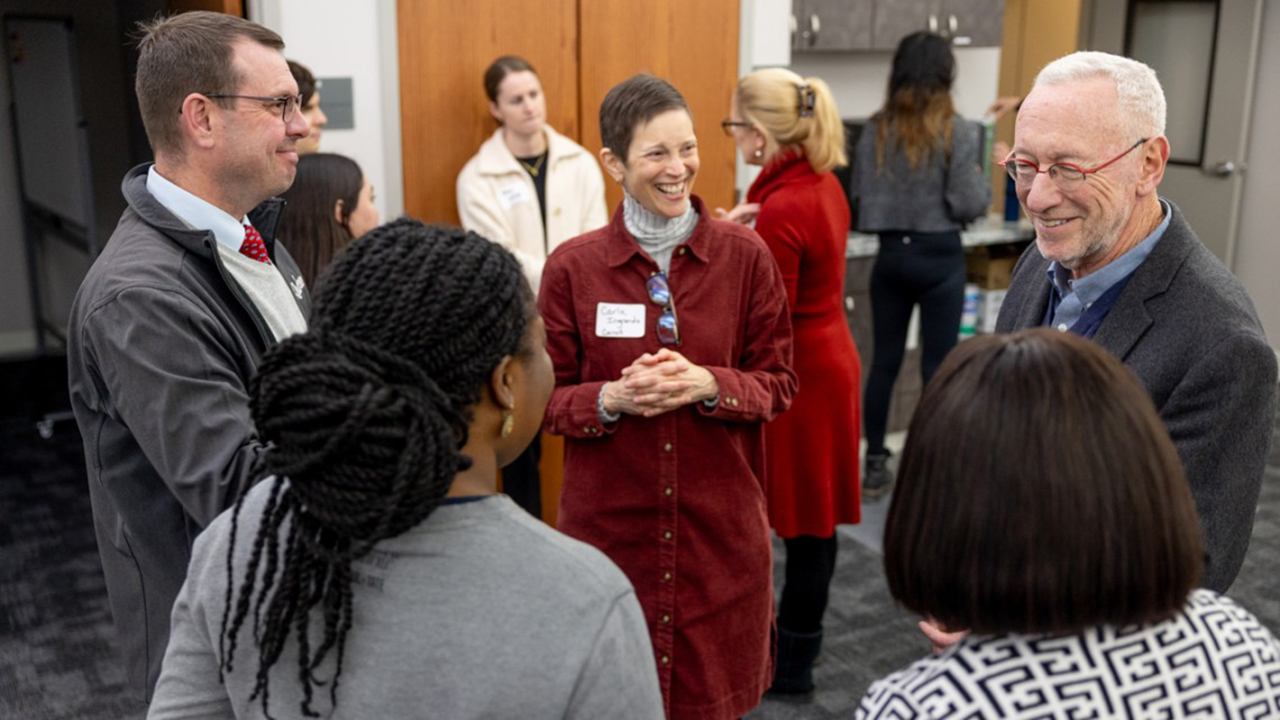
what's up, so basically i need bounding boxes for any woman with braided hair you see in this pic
[148,219,663,719]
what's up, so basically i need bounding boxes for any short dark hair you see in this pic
[883,329,1202,635]
[288,59,317,107]
[135,11,285,158]
[483,55,537,103]
[223,220,535,716]
[278,153,364,288]
[598,74,691,161]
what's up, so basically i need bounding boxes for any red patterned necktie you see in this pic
[239,224,271,264]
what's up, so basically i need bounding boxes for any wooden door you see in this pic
[992,0,1082,211]
[396,0,739,525]
[578,0,740,214]
[397,0,580,225]
[168,0,244,15]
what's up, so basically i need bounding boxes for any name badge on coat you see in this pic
[497,182,532,210]
[596,303,645,338]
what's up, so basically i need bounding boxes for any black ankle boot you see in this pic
[768,627,823,695]
[862,451,895,499]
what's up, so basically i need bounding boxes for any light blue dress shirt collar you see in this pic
[1047,199,1172,326]
[146,166,252,253]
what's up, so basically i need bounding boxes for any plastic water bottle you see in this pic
[959,284,980,339]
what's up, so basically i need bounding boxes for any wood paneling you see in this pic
[578,0,740,213]
[992,0,1081,210]
[168,0,244,16]
[397,0,579,224]
[397,0,740,525]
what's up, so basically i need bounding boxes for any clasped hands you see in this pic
[601,348,719,418]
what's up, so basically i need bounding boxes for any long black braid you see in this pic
[218,219,532,718]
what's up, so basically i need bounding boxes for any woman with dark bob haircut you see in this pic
[148,220,663,719]
[539,74,798,719]
[857,329,1280,718]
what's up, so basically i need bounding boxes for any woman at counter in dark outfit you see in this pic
[721,67,860,694]
[538,74,798,720]
[852,32,991,496]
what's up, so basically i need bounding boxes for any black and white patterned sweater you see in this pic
[857,590,1280,719]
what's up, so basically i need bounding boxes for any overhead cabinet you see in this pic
[793,0,1004,52]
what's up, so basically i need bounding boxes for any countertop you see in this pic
[847,215,1035,259]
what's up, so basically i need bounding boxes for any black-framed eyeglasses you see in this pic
[194,93,304,123]
[1000,138,1148,191]
[720,119,752,137]
[646,272,680,345]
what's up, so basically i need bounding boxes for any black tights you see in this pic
[777,534,839,634]
[864,230,965,454]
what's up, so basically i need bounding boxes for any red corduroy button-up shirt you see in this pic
[539,198,797,720]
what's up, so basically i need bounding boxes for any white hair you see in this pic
[1033,51,1166,140]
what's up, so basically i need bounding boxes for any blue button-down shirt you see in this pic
[146,166,253,252]
[1047,200,1172,331]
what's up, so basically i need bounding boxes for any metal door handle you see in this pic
[1207,160,1240,177]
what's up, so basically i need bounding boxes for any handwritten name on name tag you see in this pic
[596,303,646,338]
[498,182,532,210]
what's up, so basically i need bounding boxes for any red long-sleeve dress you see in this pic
[539,196,797,720]
[748,152,861,536]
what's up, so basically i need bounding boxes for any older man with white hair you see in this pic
[995,51,1275,593]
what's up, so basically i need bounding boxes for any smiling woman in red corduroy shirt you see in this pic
[538,73,798,720]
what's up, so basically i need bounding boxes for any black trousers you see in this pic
[502,429,542,518]
[777,534,839,634]
[864,230,965,454]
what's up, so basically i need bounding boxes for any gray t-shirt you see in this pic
[149,485,663,719]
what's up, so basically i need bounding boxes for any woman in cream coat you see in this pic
[457,56,607,296]
[457,55,606,519]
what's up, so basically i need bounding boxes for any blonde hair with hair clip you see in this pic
[735,68,846,173]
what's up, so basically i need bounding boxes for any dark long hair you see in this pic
[873,31,956,172]
[220,219,533,717]
[882,329,1202,635]
[278,153,364,289]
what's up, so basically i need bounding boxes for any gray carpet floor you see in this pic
[2,413,1278,719]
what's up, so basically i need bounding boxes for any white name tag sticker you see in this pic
[497,182,532,210]
[595,303,646,338]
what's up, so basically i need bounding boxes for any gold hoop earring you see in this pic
[501,412,515,438]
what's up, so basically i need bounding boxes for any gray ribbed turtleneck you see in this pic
[622,192,698,274]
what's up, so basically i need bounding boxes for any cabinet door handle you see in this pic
[809,13,820,46]
[928,14,938,33]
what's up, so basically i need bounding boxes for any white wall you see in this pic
[1232,0,1280,349]
[789,48,1000,121]
[248,0,404,222]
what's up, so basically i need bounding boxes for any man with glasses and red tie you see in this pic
[66,12,311,707]
[994,51,1275,595]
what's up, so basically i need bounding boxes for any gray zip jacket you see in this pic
[852,114,991,233]
[67,163,310,703]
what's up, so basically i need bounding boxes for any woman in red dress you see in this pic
[721,67,861,694]
[539,74,797,720]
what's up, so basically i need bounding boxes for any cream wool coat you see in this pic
[457,125,607,294]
